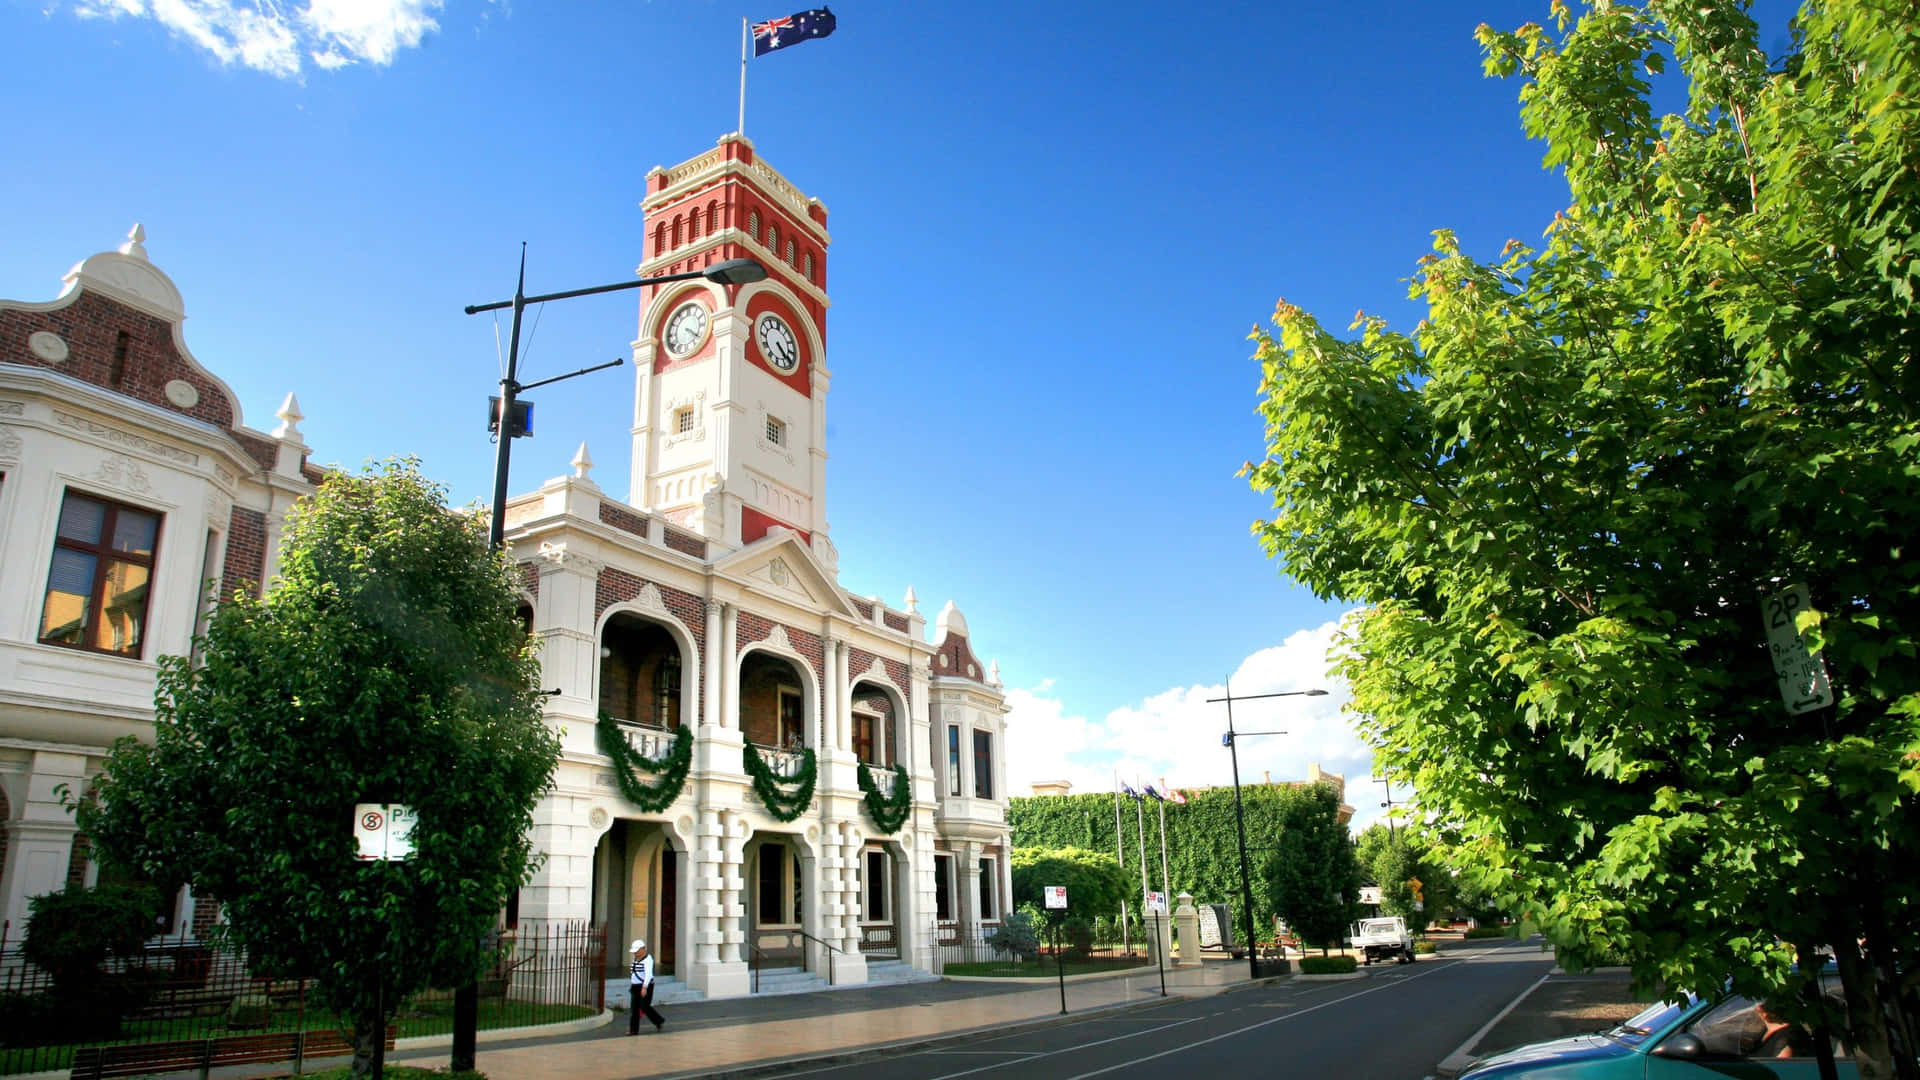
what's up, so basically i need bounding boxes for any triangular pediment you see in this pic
[714,530,857,617]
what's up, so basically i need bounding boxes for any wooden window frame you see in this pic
[40,490,162,658]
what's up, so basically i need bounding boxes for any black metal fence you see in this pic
[0,920,606,1075]
[931,919,1157,971]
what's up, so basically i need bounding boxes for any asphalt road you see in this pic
[760,939,1557,1080]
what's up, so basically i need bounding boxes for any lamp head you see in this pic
[1304,689,1329,696]
[702,258,768,285]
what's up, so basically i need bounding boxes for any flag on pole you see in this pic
[1164,783,1188,805]
[1119,780,1142,801]
[753,7,836,55]
[1144,785,1164,801]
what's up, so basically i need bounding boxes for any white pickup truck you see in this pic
[1350,916,1417,965]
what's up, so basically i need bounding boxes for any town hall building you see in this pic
[0,134,1015,998]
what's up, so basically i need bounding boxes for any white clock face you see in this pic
[756,313,800,373]
[663,301,709,357]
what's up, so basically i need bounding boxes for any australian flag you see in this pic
[753,8,836,56]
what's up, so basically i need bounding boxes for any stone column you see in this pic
[820,635,840,755]
[829,821,867,984]
[834,641,851,751]
[0,753,86,936]
[1174,892,1201,965]
[956,841,982,939]
[720,604,739,729]
[688,807,749,998]
[703,599,723,730]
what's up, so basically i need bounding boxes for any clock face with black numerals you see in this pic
[663,301,709,357]
[756,313,800,373]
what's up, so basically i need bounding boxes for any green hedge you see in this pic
[1298,955,1358,974]
[1464,926,1507,939]
[1414,939,1437,954]
[1009,783,1327,937]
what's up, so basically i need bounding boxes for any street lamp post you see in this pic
[1204,685,1328,980]
[451,250,767,1071]
[467,250,769,550]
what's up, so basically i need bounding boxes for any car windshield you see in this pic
[1605,999,1690,1045]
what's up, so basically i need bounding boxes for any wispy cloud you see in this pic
[1004,614,1402,834]
[66,0,447,78]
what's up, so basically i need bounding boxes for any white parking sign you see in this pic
[354,803,416,861]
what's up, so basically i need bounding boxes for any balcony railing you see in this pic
[747,741,807,778]
[613,719,677,760]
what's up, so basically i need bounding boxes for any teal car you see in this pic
[1460,990,1859,1078]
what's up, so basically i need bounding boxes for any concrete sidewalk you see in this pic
[230,936,1625,1080]
[378,955,1257,1080]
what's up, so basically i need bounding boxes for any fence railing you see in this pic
[0,920,606,1076]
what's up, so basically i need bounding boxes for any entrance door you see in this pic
[659,849,677,976]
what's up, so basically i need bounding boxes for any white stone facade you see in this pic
[0,226,317,940]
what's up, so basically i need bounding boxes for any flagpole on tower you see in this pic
[738,17,749,135]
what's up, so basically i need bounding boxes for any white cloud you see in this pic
[1004,614,1406,835]
[60,0,445,77]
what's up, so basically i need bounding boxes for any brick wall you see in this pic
[0,292,238,427]
[662,527,706,558]
[518,561,540,601]
[595,568,707,722]
[599,502,649,539]
[737,610,824,724]
[933,632,983,683]
[846,647,912,713]
[221,506,268,600]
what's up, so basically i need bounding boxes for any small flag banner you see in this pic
[753,7,836,55]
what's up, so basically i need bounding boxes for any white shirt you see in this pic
[630,952,654,987]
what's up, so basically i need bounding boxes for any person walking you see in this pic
[627,939,665,1035]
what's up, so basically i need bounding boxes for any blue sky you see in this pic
[4,0,1780,833]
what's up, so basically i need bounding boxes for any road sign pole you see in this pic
[1056,923,1067,1015]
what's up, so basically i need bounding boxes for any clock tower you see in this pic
[630,134,836,572]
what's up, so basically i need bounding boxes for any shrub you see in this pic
[1059,918,1094,962]
[227,993,273,1029]
[1298,955,1358,974]
[22,883,162,986]
[1465,926,1507,940]
[1414,939,1438,954]
[986,911,1040,962]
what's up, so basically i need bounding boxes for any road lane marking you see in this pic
[920,1018,1206,1080]
[1435,970,1552,1076]
[1055,952,1471,1080]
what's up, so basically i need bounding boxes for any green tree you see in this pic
[1009,846,1130,928]
[1265,783,1361,950]
[1245,1,1920,1074]
[1354,825,1418,921]
[76,460,559,1080]
[1009,784,1320,934]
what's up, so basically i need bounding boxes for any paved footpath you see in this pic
[383,958,1257,1080]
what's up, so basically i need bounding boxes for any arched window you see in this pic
[804,252,814,279]
[671,215,683,248]
[688,206,702,239]
[653,223,667,255]
[709,199,722,233]
[767,225,779,253]
[785,239,796,264]
[748,210,760,238]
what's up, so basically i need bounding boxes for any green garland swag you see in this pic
[596,711,693,813]
[743,742,817,822]
[857,761,911,834]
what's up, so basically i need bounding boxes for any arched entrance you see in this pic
[591,820,682,978]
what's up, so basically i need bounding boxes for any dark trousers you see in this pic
[628,982,664,1033]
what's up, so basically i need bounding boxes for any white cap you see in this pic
[630,939,646,952]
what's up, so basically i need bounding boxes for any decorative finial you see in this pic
[904,586,919,613]
[989,660,1001,686]
[120,224,148,260]
[571,441,594,480]
[272,393,304,440]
